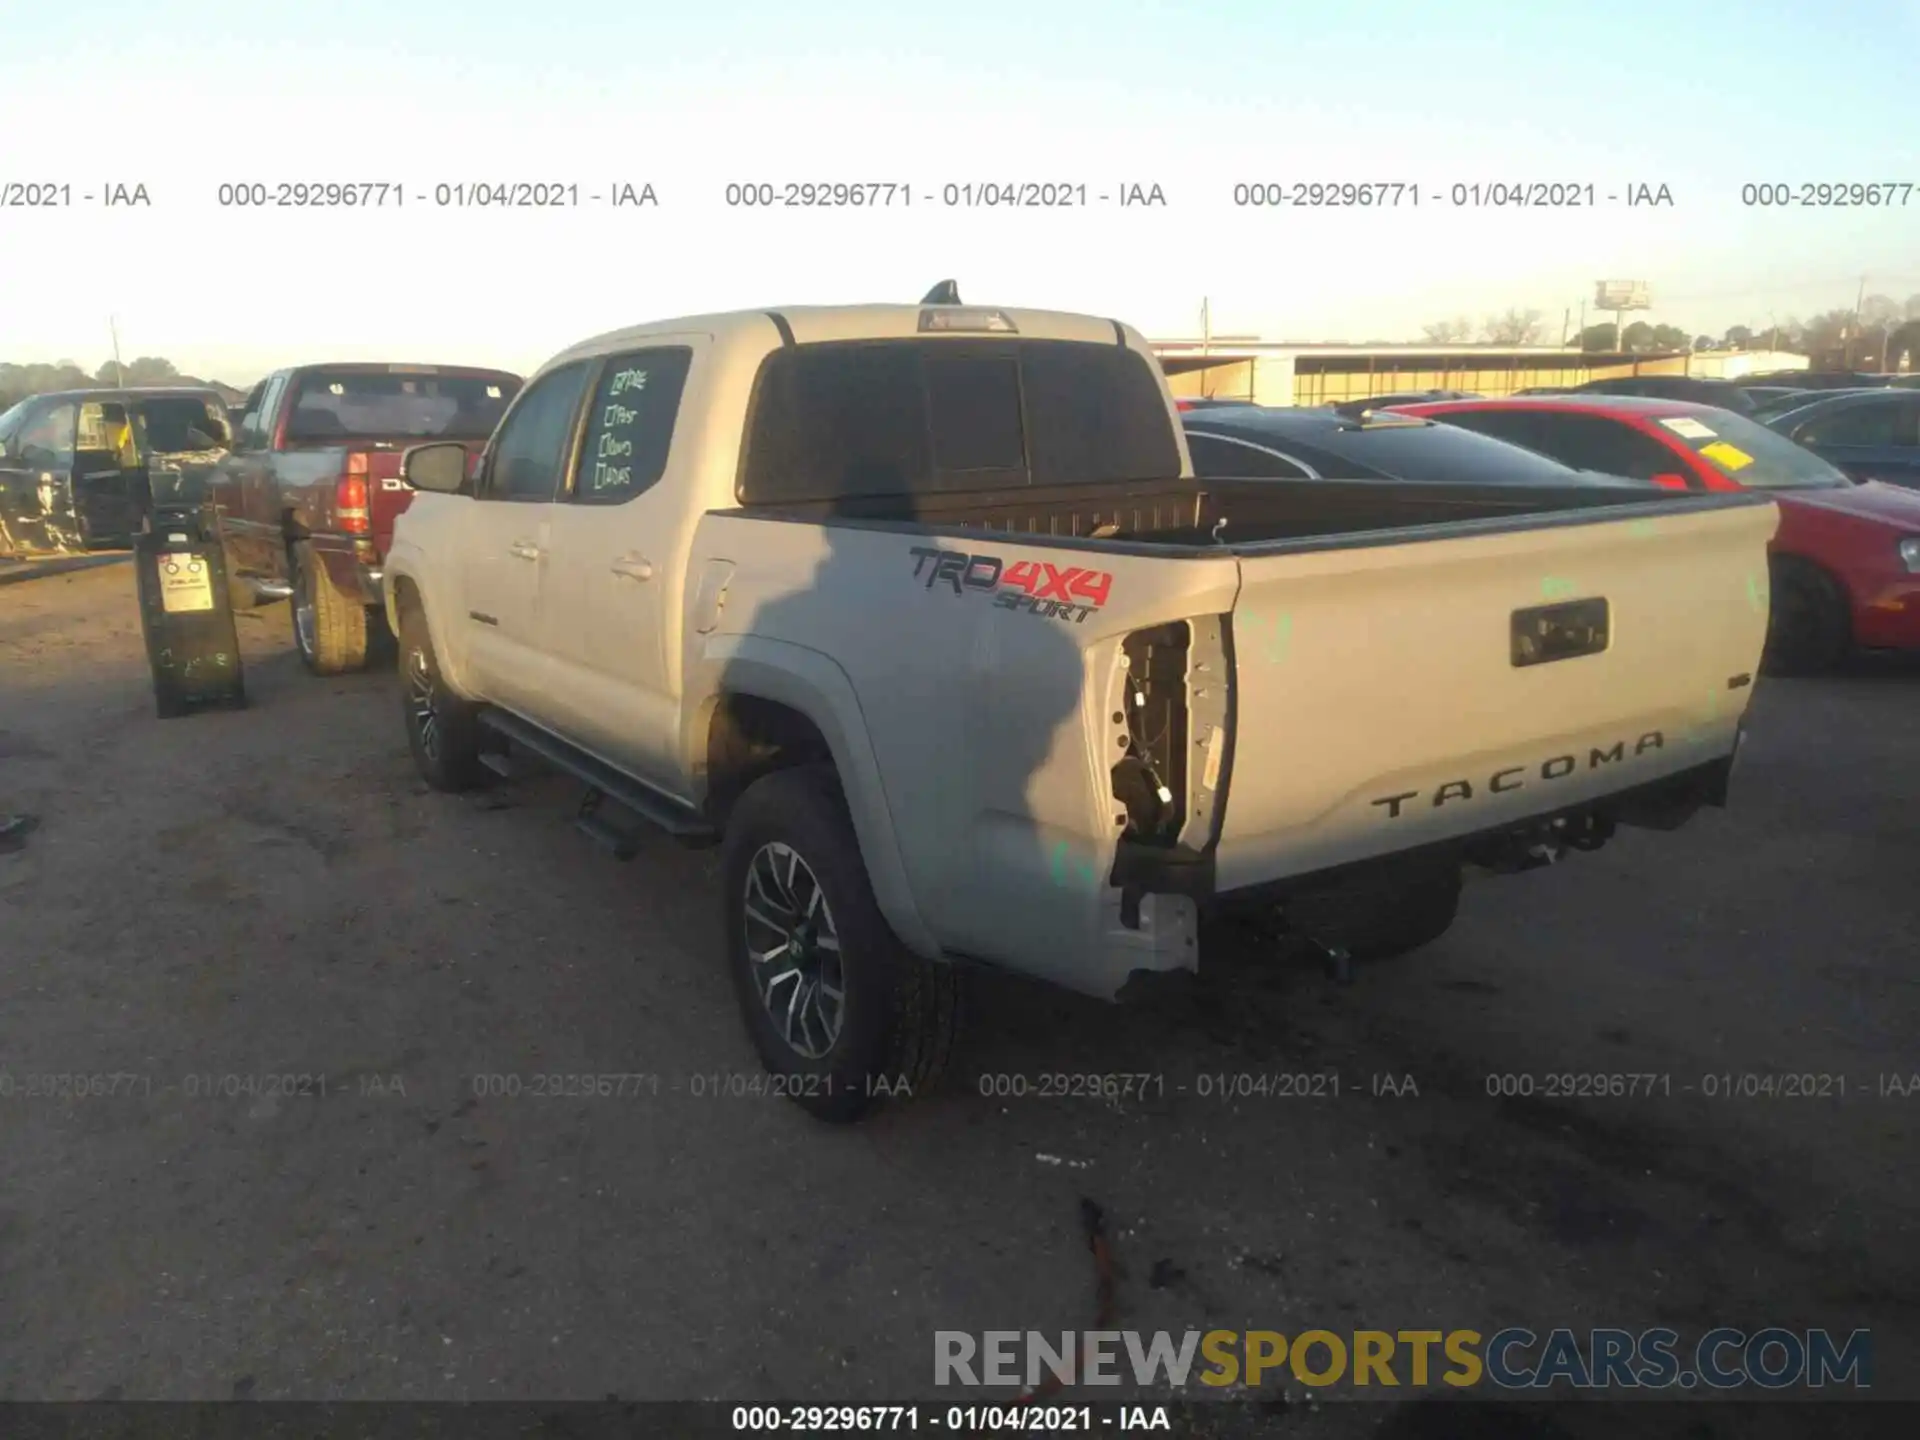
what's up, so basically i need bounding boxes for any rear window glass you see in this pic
[1311,418,1599,485]
[926,355,1024,474]
[1656,411,1851,489]
[285,369,522,442]
[739,339,1179,505]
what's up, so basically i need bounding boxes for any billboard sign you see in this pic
[1596,281,1652,311]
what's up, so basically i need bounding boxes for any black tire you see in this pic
[398,595,484,792]
[720,765,959,1122]
[290,540,369,676]
[1286,869,1462,962]
[1763,557,1850,676]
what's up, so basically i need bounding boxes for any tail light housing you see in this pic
[337,451,370,534]
[1651,472,1690,491]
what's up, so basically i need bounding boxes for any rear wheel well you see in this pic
[704,694,836,830]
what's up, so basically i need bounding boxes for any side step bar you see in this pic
[475,708,718,850]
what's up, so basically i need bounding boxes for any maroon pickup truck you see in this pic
[210,363,522,674]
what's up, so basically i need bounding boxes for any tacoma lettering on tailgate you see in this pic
[907,546,1113,624]
[1370,732,1667,818]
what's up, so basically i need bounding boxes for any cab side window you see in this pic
[1519,415,1682,482]
[483,361,591,502]
[239,376,287,449]
[18,401,78,467]
[1795,400,1907,447]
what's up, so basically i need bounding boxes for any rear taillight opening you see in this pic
[337,452,370,534]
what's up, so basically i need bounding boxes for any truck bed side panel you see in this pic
[686,512,1239,988]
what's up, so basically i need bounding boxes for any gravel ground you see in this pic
[1,562,1914,1438]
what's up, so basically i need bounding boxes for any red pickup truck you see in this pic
[209,363,522,673]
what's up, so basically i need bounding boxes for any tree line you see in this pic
[0,357,247,414]
[1422,293,1920,363]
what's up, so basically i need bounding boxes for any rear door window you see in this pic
[568,348,694,504]
[1498,413,1680,481]
[1792,398,1911,447]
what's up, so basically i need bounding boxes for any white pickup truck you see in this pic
[385,288,1777,1121]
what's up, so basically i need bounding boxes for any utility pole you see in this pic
[1847,275,1867,369]
[109,316,126,387]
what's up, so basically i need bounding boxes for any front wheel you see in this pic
[720,765,960,1122]
[398,597,484,791]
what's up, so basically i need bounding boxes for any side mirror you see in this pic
[402,441,468,494]
[1650,472,1691,491]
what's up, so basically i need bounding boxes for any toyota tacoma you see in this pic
[383,287,1777,1121]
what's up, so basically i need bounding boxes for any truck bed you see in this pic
[740,473,1719,552]
[693,474,1775,993]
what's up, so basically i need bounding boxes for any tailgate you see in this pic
[1213,498,1778,892]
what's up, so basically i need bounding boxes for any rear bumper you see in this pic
[1040,750,1740,1001]
[1118,752,1738,914]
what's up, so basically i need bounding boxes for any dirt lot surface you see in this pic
[1,562,1915,1438]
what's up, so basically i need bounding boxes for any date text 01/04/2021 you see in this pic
[729,1404,1171,1431]
[210,181,659,208]
[1229,181,1675,208]
[722,182,1167,207]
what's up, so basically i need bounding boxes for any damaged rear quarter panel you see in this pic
[688,513,1240,996]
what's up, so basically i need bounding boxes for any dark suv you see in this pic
[0,386,232,556]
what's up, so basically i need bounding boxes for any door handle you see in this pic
[610,555,654,582]
[510,540,542,561]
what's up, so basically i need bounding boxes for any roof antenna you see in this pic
[921,280,961,305]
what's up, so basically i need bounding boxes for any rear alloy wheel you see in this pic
[291,540,369,675]
[1764,557,1850,676]
[743,841,847,1060]
[721,765,959,1122]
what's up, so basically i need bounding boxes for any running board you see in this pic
[475,708,718,847]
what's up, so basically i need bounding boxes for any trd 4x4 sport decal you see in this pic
[907,546,1114,624]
